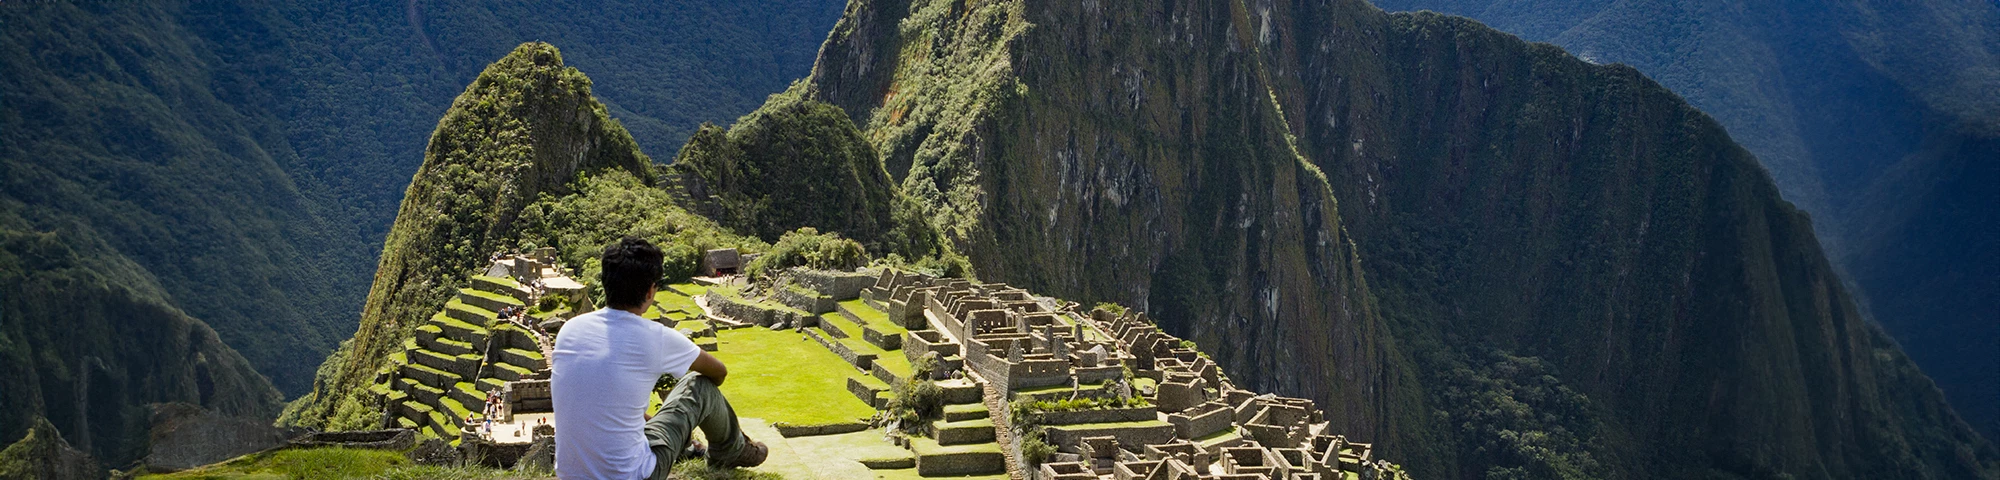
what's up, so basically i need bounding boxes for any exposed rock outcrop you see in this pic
[0,418,102,480]
[140,403,292,472]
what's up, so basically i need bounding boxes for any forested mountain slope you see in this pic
[0,212,281,467]
[0,0,844,400]
[1369,0,2000,442]
[802,0,1998,477]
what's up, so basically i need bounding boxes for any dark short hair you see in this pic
[600,236,663,309]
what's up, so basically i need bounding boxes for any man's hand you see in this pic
[689,351,728,386]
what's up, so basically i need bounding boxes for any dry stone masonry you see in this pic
[345,261,1402,478]
[857,269,1408,480]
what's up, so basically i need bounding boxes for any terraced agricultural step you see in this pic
[387,350,409,368]
[470,275,533,303]
[808,328,877,371]
[450,382,483,408]
[930,418,996,446]
[870,359,912,386]
[458,288,524,313]
[414,324,443,346]
[490,361,535,381]
[431,311,489,343]
[847,375,890,409]
[444,299,497,326]
[398,400,434,421]
[496,347,545,369]
[817,313,858,339]
[908,437,1005,476]
[399,378,445,406]
[411,348,474,378]
[487,322,543,351]
[861,325,903,351]
[422,335,477,357]
[476,377,506,393]
[399,361,455,388]
[426,409,457,440]
[944,403,989,422]
[837,300,907,349]
[438,397,474,424]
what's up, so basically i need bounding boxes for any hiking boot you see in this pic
[719,438,767,468]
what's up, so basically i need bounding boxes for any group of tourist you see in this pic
[498,305,525,321]
[528,279,549,299]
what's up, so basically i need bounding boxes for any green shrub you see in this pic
[874,251,976,280]
[888,353,945,434]
[661,243,702,282]
[1021,433,1057,467]
[744,228,868,279]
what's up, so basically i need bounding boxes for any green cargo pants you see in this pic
[646,373,749,480]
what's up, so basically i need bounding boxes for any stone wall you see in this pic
[775,285,836,314]
[1030,406,1158,426]
[792,269,877,300]
[1168,401,1234,439]
[1045,423,1178,452]
[703,292,812,327]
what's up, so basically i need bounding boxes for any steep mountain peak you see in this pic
[285,41,652,429]
[668,84,944,258]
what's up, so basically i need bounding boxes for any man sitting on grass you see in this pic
[553,236,767,479]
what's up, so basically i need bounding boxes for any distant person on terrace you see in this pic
[552,236,766,479]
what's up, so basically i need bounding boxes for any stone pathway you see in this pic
[979,379,1026,480]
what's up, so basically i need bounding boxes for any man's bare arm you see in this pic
[689,351,728,386]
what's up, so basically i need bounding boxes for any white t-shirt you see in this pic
[552,307,702,480]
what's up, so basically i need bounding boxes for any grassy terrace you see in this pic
[668,284,708,298]
[712,327,878,427]
[653,286,704,315]
[461,288,525,307]
[819,313,912,379]
[471,274,523,288]
[708,284,812,317]
[839,299,904,334]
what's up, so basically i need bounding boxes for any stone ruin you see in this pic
[351,258,1404,477]
[859,269,1407,480]
[365,251,588,468]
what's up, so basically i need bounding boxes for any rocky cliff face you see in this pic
[1262,3,1995,476]
[802,0,1997,477]
[809,0,1420,452]
[285,42,654,429]
[1369,0,2000,445]
[0,418,103,480]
